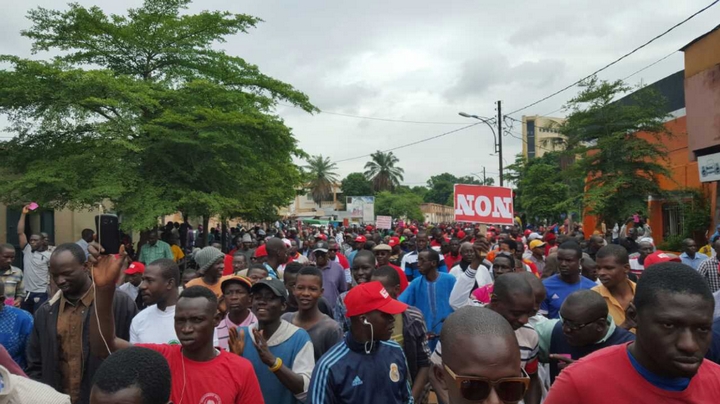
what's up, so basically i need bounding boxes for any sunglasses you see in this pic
[443,364,529,402]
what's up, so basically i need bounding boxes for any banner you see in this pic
[454,184,514,225]
[346,196,375,222]
[376,215,392,229]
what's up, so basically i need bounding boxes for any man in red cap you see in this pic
[308,281,413,404]
[119,261,145,304]
[388,237,404,267]
[348,235,366,265]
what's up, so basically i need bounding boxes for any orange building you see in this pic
[582,71,708,246]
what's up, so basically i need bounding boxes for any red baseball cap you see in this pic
[355,235,367,243]
[524,229,532,236]
[254,244,268,258]
[644,251,681,268]
[344,281,408,317]
[124,262,145,275]
[388,237,400,247]
[456,230,466,239]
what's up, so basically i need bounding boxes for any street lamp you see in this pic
[459,111,503,185]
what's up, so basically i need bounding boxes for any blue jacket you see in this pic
[308,333,414,404]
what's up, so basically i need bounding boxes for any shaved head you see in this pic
[441,306,516,349]
[563,289,608,319]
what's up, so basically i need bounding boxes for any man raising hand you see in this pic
[87,243,264,404]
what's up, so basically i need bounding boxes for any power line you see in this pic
[332,122,481,164]
[622,50,678,81]
[505,0,720,116]
[277,103,468,125]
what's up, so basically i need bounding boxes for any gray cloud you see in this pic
[1,0,718,185]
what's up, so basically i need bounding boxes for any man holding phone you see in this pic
[17,204,52,314]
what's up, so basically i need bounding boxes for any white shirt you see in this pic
[130,304,220,346]
[449,264,493,311]
[130,304,179,344]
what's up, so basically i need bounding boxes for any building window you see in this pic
[662,203,683,238]
[526,120,536,159]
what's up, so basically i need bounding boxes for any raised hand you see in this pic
[473,237,490,260]
[87,242,126,288]
[228,327,247,356]
[252,328,277,367]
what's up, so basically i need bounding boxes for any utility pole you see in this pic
[483,167,487,184]
[497,100,504,186]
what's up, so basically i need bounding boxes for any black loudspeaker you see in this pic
[95,214,120,255]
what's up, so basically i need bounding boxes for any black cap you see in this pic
[313,241,330,253]
[251,277,288,300]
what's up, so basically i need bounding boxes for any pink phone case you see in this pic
[28,202,39,211]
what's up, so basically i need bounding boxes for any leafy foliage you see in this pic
[0,0,315,230]
[424,173,481,206]
[560,77,671,225]
[340,173,374,199]
[364,151,404,192]
[303,155,339,206]
[375,189,424,222]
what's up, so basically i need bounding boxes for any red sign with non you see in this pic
[454,184,514,225]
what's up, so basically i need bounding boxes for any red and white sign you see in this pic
[454,184,514,225]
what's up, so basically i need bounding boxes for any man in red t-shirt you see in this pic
[88,245,264,404]
[546,263,720,403]
[443,238,462,271]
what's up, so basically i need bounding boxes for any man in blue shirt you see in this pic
[399,249,455,352]
[308,281,413,404]
[0,283,33,369]
[541,241,597,319]
[680,238,708,270]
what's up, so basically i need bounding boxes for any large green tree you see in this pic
[0,0,315,230]
[304,155,339,207]
[340,172,374,198]
[375,189,424,222]
[364,151,404,192]
[424,173,481,206]
[560,77,671,225]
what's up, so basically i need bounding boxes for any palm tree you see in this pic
[364,151,405,192]
[304,155,339,207]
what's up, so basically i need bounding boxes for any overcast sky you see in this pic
[1,0,718,186]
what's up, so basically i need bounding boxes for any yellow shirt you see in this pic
[171,245,185,262]
[592,280,636,333]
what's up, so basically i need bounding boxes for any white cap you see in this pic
[528,232,541,241]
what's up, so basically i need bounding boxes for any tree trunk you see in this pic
[202,216,210,247]
[221,220,228,253]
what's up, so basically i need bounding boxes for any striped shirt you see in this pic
[698,257,720,293]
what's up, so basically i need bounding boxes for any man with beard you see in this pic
[541,242,597,319]
[535,290,635,384]
[373,244,408,293]
[30,243,137,403]
[308,281,413,404]
[545,263,720,403]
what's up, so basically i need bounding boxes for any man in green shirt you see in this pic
[138,231,173,265]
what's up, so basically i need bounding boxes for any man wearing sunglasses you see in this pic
[432,273,542,404]
[436,306,531,404]
[545,263,720,403]
[534,289,635,384]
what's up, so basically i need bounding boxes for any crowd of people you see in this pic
[1,206,720,403]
